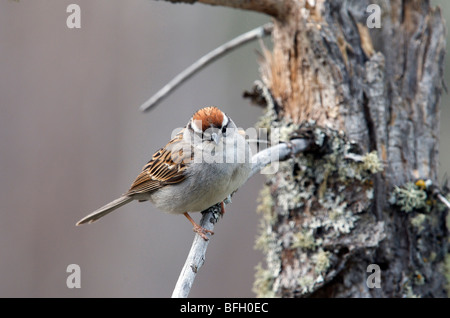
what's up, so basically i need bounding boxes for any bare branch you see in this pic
[153,0,286,19]
[171,138,310,298]
[171,203,222,298]
[437,193,450,209]
[140,23,273,113]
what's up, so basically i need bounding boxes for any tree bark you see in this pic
[253,0,448,298]
[156,0,448,297]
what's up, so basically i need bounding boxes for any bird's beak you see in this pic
[211,132,220,145]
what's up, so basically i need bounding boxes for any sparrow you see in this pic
[76,106,252,240]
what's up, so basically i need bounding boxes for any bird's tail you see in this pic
[76,195,133,225]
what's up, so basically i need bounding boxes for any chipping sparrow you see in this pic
[76,106,252,240]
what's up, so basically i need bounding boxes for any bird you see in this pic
[76,106,252,240]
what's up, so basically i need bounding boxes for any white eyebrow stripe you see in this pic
[222,114,229,128]
[191,119,204,133]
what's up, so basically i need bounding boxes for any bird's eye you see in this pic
[221,124,229,136]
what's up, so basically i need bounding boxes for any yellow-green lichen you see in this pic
[314,250,331,273]
[253,122,383,297]
[360,151,384,174]
[278,123,299,143]
[255,113,273,131]
[256,185,276,224]
[297,275,315,294]
[253,263,276,298]
[254,223,271,253]
[291,229,317,250]
[390,182,429,213]
[317,194,357,234]
[273,160,305,212]
[410,213,427,233]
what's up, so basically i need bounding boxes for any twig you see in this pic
[139,23,273,113]
[155,0,285,19]
[437,193,450,209]
[171,138,310,298]
[171,203,222,298]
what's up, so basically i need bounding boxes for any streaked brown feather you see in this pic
[126,131,192,195]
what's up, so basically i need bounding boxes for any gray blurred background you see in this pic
[0,0,448,297]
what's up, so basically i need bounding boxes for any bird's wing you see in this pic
[126,131,192,195]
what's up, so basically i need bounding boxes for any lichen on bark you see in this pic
[253,120,385,297]
[249,0,447,298]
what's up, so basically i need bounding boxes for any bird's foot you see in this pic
[192,224,214,241]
